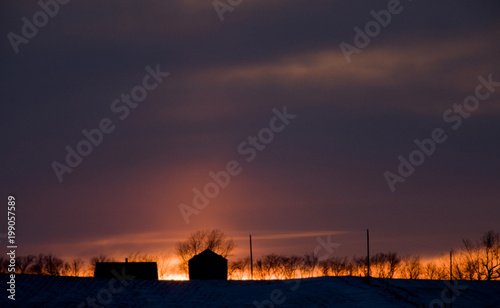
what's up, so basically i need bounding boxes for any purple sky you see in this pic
[1,0,500,263]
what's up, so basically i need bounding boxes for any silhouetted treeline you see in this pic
[0,253,85,276]
[2,230,498,281]
[228,230,500,280]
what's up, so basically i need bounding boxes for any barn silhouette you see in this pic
[94,259,158,280]
[188,249,228,280]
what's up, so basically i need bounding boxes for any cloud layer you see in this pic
[1,0,500,261]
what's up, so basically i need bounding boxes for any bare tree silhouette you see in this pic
[461,230,500,280]
[70,258,85,276]
[400,256,421,279]
[228,257,249,280]
[16,255,35,274]
[176,229,234,275]
[300,252,318,278]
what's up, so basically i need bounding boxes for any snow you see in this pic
[1,274,500,307]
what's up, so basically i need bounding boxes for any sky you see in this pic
[1,0,500,264]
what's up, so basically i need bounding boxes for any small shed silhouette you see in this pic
[94,260,158,280]
[188,249,227,280]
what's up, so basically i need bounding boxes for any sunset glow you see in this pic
[2,0,499,286]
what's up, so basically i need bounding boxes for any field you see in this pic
[1,274,500,307]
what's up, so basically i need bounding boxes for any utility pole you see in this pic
[367,229,370,282]
[249,234,253,280]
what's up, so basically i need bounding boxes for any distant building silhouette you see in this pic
[94,259,158,280]
[188,249,227,280]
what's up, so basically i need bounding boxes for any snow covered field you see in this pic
[1,274,500,307]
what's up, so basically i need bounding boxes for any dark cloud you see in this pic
[1,0,500,261]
